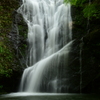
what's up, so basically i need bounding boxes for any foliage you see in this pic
[83,3,100,19]
[64,0,100,19]
[64,0,87,5]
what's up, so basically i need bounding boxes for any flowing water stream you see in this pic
[17,0,73,93]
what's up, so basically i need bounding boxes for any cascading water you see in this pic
[17,0,73,93]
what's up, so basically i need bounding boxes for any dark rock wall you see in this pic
[0,0,27,93]
[71,5,100,93]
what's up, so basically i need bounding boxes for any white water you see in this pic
[17,0,72,93]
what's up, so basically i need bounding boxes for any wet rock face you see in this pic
[9,9,28,69]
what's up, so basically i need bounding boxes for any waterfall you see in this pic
[17,0,73,93]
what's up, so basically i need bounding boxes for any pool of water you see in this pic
[0,93,100,100]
